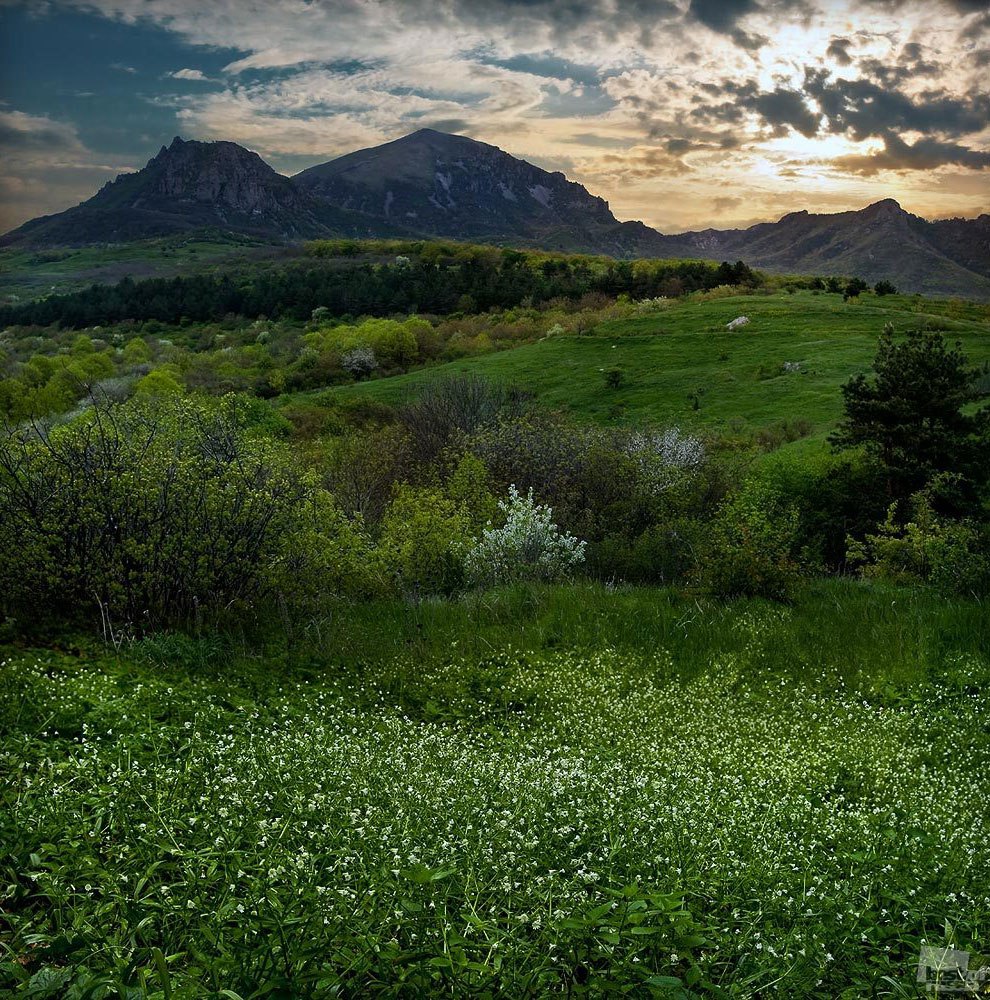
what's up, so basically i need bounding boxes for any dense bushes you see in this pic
[0,395,355,631]
[847,488,990,597]
[1,321,986,638]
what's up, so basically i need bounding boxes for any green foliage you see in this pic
[379,484,474,594]
[604,366,625,389]
[847,487,990,597]
[698,479,803,599]
[121,335,152,365]
[445,452,497,534]
[0,395,317,630]
[831,326,988,509]
[271,491,391,606]
[134,364,183,395]
[843,276,869,300]
[874,279,897,296]
[1,582,988,997]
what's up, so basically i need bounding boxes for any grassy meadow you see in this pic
[2,580,989,997]
[2,244,989,998]
[312,290,990,444]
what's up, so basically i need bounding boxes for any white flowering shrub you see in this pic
[465,486,586,586]
[341,344,378,379]
[634,296,671,312]
[624,427,706,496]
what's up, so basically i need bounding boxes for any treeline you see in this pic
[0,247,758,329]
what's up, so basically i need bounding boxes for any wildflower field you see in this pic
[2,581,988,998]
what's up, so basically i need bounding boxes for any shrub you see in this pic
[341,344,378,379]
[400,375,507,466]
[698,481,802,600]
[603,367,625,389]
[465,486,586,587]
[623,427,705,497]
[847,491,990,597]
[379,485,473,595]
[271,492,390,607]
[0,394,314,632]
[843,277,869,300]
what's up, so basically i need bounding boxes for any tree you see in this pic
[830,326,988,510]
[843,277,868,300]
[874,279,897,296]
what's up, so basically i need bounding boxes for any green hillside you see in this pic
[303,290,990,445]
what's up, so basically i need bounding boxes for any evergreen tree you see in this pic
[830,325,988,511]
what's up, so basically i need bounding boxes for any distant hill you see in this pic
[3,130,988,299]
[657,200,990,300]
[294,128,662,255]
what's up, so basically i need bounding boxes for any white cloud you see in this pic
[169,68,210,81]
[0,111,136,232]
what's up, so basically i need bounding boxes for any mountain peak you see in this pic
[862,198,905,218]
[295,126,618,241]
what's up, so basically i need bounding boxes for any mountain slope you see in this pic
[2,130,987,298]
[660,199,990,299]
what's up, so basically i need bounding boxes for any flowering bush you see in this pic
[341,344,378,379]
[465,486,586,587]
[624,427,705,497]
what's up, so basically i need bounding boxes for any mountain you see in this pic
[658,199,990,300]
[2,130,988,299]
[0,137,417,248]
[295,128,661,254]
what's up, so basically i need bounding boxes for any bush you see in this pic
[465,486,586,587]
[847,491,990,597]
[698,481,802,600]
[379,485,474,595]
[586,519,703,585]
[0,395,316,632]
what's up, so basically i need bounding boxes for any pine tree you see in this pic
[830,325,988,511]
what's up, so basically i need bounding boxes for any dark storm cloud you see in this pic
[803,68,990,141]
[691,79,820,137]
[752,88,821,137]
[826,37,853,65]
[833,132,990,174]
[687,0,761,32]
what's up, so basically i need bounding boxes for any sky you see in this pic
[0,0,988,235]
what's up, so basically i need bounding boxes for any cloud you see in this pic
[169,68,210,81]
[0,110,134,232]
[751,88,821,138]
[687,0,761,33]
[826,37,853,66]
[831,132,990,174]
[803,67,990,141]
[5,0,989,231]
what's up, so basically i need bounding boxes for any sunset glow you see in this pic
[1,0,987,234]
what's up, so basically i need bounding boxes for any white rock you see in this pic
[726,316,750,330]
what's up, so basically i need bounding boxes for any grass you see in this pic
[2,579,988,997]
[305,290,990,447]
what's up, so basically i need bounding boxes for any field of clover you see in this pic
[2,593,989,998]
